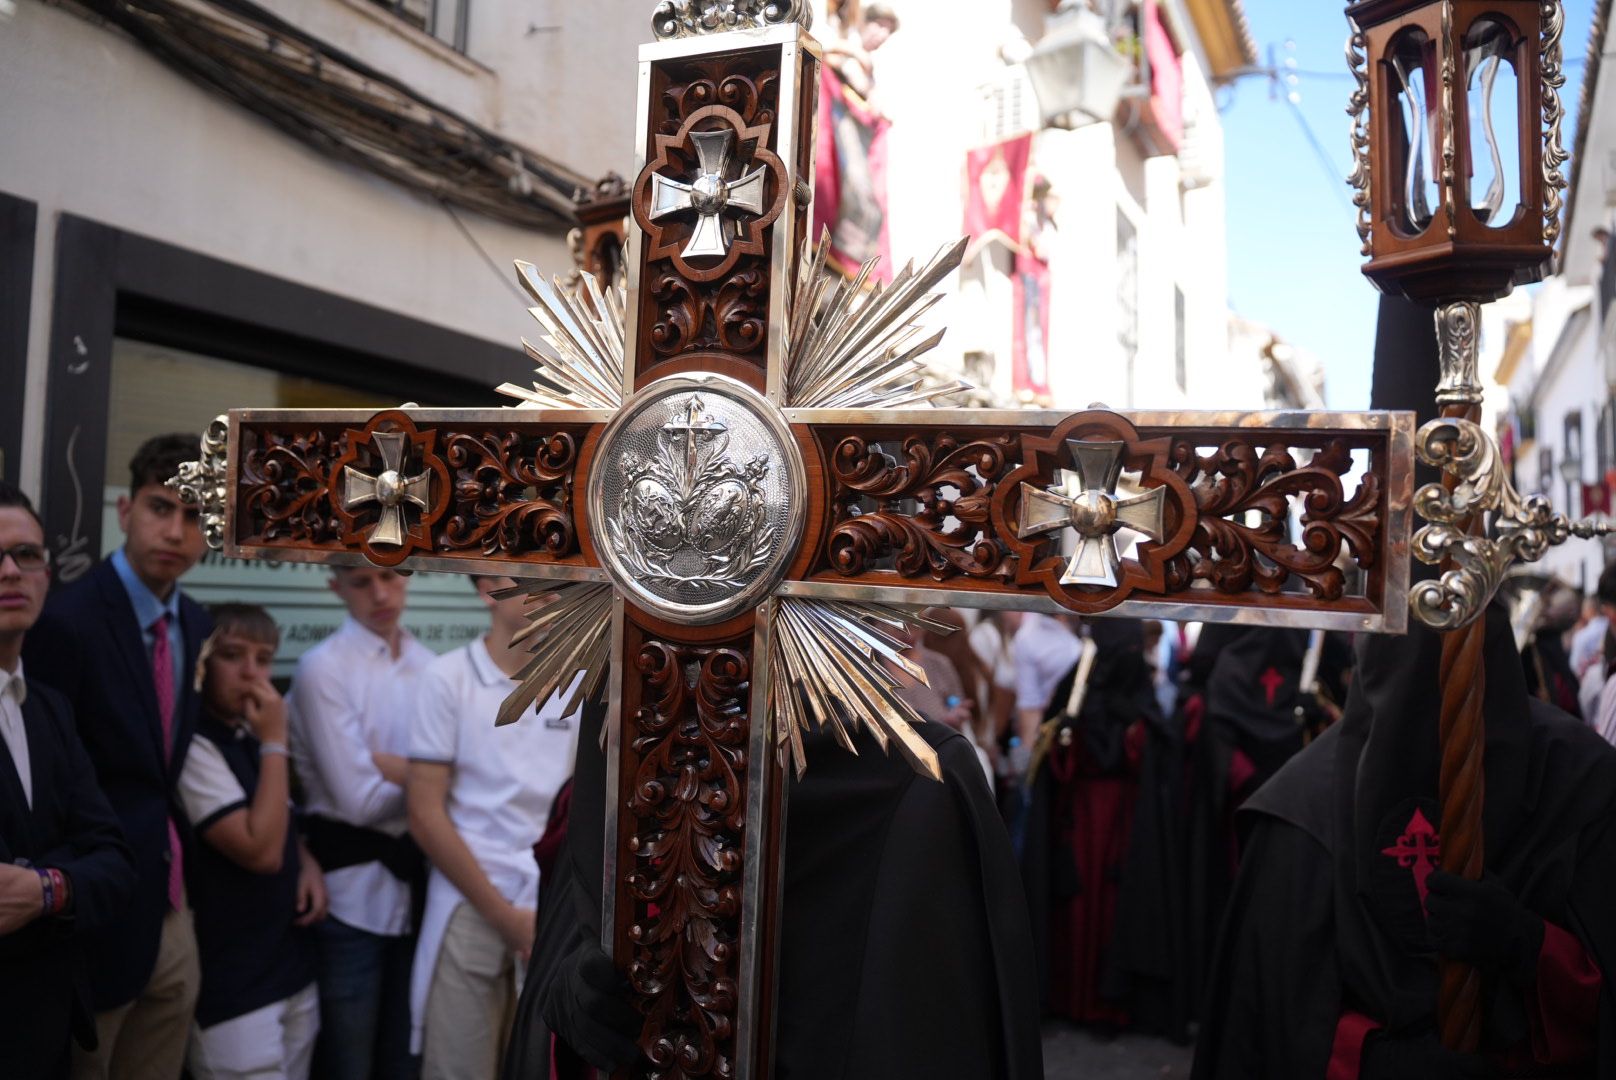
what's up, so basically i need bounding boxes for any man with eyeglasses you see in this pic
[0,480,136,1079]
[24,434,213,1080]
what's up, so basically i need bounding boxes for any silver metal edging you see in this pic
[601,595,626,958]
[735,598,777,1080]
[230,407,616,425]
[764,36,797,408]
[637,22,810,63]
[765,30,822,408]
[623,54,653,404]
[220,545,613,584]
[784,407,1411,430]
[1381,412,1417,636]
[776,580,1401,635]
[225,413,244,551]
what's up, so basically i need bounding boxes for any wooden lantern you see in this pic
[1347,0,1567,303]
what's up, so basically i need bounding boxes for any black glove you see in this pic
[1426,871,1544,986]
[540,943,642,1072]
[1360,1031,1497,1080]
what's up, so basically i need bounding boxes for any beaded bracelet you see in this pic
[35,868,69,917]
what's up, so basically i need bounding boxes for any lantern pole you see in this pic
[1344,0,1610,1052]
[1432,300,1488,1052]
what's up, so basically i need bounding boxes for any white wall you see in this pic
[854,0,1239,411]
[0,0,652,495]
[1527,278,1605,591]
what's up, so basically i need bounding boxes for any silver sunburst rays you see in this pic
[769,599,951,782]
[498,262,626,410]
[783,229,972,409]
[494,240,972,780]
[494,581,614,730]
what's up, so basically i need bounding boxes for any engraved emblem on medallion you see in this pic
[590,374,805,626]
[609,395,774,589]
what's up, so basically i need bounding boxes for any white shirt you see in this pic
[177,734,249,831]
[968,620,1017,703]
[1011,613,1082,713]
[0,663,32,808]
[1572,616,1609,678]
[407,637,580,1051]
[288,617,434,936]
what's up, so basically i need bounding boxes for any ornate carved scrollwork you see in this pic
[1542,0,1570,248]
[443,431,579,558]
[1165,439,1383,601]
[1410,417,1612,629]
[649,266,770,357]
[625,640,750,1080]
[633,58,783,369]
[1346,18,1373,257]
[827,432,1019,580]
[240,429,345,546]
[168,416,231,551]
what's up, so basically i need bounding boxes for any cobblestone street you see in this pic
[1041,1023,1195,1079]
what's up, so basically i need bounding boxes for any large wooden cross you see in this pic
[172,4,1415,1076]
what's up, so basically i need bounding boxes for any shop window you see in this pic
[103,339,487,677]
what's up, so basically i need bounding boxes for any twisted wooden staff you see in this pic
[1433,305,1485,1052]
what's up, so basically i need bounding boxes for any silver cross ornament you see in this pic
[649,128,769,260]
[342,430,433,548]
[1017,441,1168,588]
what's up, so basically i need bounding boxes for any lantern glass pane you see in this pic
[1389,29,1440,236]
[1465,18,1522,229]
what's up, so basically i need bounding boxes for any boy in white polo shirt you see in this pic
[407,576,579,1079]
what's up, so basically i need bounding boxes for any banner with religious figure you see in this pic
[814,65,892,280]
[1013,175,1058,402]
[963,133,1033,255]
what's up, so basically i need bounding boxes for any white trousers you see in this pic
[187,983,320,1080]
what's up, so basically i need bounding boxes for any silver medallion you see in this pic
[590,374,805,625]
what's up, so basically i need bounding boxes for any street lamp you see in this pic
[1559,442,1583,492]
[1024,2,1129,130]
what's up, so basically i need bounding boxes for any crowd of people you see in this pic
[7,430,1616,1080]
[0,435,578,1080]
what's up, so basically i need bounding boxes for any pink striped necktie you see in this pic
[151,614,184,911]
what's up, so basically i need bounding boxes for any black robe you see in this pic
[504,701,1043,1080]
[1021,620,1195,1039]
[1195,292,1616,1078]
[1193,606,1616,1078]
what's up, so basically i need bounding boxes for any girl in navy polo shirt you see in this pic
[177,604,329,1080]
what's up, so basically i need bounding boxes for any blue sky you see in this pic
[1221,0,1598,408]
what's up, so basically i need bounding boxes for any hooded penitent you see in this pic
[1203,626,1352,788]
[503,701,1044,1080]
[1193,294,1616,1078]
[1022,619,1188,1033]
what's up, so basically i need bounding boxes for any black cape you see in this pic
[1021,620,1196,1039]
[1195,292,1616,1077]
[504,701,1043,1080]
[1204,627,1353,784]
[1193,606,1616,1077]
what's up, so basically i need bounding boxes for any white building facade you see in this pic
[1494,0,1616,594]
[0,0,652,668]
[809,0,1265,410]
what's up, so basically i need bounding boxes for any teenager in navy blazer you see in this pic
[0,482,137,1080]
[23,435,212,1080]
